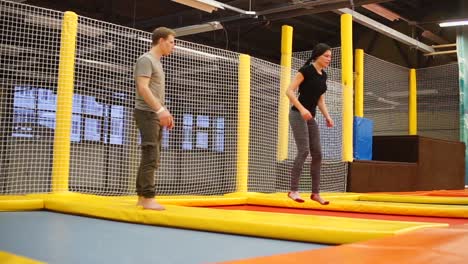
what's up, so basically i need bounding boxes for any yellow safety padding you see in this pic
[0,196,44,211]
[248,195,468,218]
[43,197,446,244]
[341,13,354,162]
[278,25,293,161]
[0,251,45,264]
[4,192,468,218]
[409,68,417,135]
[354,49,364,117]
[358,194,468,205]
[26,192,247,207]
[245,192,361,201]
[52,11,79,192]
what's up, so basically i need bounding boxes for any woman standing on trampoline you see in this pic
[286,43,333,205]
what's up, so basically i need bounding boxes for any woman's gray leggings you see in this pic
[289,110,322,193]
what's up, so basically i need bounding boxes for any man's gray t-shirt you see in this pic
[134,52,165,112]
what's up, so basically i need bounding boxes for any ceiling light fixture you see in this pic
[439,20,468,27]
[174,21,223,37]
[171,0,224,13]
[171,0,255,15]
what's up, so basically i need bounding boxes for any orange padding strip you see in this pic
[425,190,468,197]
[220,225,468,264]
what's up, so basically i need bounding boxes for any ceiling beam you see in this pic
[263,0,393,21]
[258,0,348,16]
[336,8,434,53]
[134,0,394,29]
[132,0,254,28]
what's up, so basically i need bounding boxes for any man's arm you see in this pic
[135,75,173,128]
[135,76,164,112]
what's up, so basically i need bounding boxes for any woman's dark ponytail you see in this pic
[302,43,331,67]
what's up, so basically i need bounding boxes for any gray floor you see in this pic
[0,211,326,264]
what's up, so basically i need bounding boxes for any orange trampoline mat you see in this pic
[219,225,468,264]
[209,205,468,225]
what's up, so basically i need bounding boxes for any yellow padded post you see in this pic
[409,68,417,135]
[355,49,364,117]
[278,25,293,161]
[341,14,354,162]
[237,54,251,193]
[52,11,78,192]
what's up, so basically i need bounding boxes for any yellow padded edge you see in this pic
[43,195,447,244]
[26,192,247,207]
[5,192,468,218]
[0,196,44,211]
[247,195,468,218]
[0,251,45,264]
[246,192,361,200]
[358,194,468,205]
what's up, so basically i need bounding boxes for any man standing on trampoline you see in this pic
[133,27,175,210]
[286,43,333,205]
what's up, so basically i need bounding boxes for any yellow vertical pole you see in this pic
[278,25,293,161]
[341,14,354,162]
[237,54,251,193]
[355,49,364,117]
[409,69,417,135]
[52,11,78,192]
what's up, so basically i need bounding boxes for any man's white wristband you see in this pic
[156,107,166,114]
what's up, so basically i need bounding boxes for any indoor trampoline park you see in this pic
[1,0,468,263]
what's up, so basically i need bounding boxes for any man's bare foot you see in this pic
[311,193,329,205]
[136,196,143,206]
[139,197,165,210]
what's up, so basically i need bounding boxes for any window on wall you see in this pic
[12,108,35,137]
[196,115,209,149]
[162,128,169,149]
[71,94,83,142]
[182,114,193,150]
[12,88,56,137]
[181,113,225,152]
[108,104,124,144]
[12,86,127,145]
[213,117,224,152]
[82,95,103,142]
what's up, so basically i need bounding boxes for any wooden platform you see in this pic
[348,135,465,192]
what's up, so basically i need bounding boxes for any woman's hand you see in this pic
[300,109,313,121]
[326,116,334,127]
